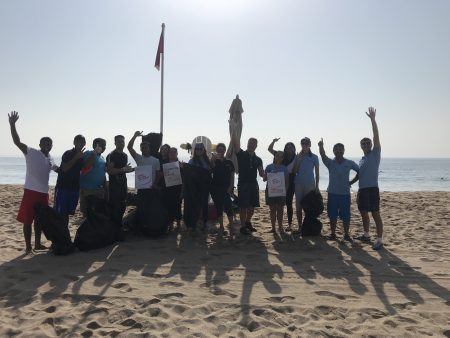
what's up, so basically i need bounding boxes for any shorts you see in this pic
[237,182,260,208]
[79,188,105,215]
[54,187,79,215]
[17,189,49,224]
[295,183,315,208]
[357,187,380,212]
[210,186,233,217]
[327,193,351,222]
[265,189,286,206]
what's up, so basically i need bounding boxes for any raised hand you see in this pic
[8,111,19,125]
[133,131,143,138]
[272,138,280,143]
[366,106,376,119]
[318,138,324,148]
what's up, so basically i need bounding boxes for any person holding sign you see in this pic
[162,147,183,230]
[210,143,235,235]
[318,139,359,242]
[264,151,289,233]
[127,131,161,191]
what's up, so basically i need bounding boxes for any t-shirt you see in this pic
[188,158,210,170]
[135,154,160,188]
[80,151,106,189]
[294,153,319,186]
[24,147,53,193]
[56,148,83,191]
[323,158,359,195]
[236,149,263,185]
[265,163,289,190]
[106,150,128,186]
[212,158,235,188]
[358,147,381,189]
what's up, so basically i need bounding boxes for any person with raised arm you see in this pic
[54,134,86,227]
[318,138,359,242]
[231,132,264,235]
[8,111,55,254]
[268,138,296,231]
[353,107,384,250]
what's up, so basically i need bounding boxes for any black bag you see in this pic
[34,204,74,255]
[136,189,169,237]
[74,195,118,251]
[301,191,324,236]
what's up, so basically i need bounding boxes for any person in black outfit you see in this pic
[162,147,183,231]
[268,138,297,231]
[54,134,86,227]
[106,135,133,228]
[231,135,264,235]
[210,143,235,235]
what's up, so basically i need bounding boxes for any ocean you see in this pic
[0,156,449,192]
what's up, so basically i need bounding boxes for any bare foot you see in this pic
[34,244,48,251]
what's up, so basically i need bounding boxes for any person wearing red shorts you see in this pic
[9,111,55,254]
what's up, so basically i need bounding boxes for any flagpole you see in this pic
[160,23,165,139]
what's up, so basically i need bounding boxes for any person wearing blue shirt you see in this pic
[318,139,359,242]
[353,107,384,250]
[292,137,320,234]
[79,138,107,218]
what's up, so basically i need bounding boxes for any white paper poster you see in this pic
[163,162,182,187]
[135,165,153,189]
[267,172,286,197]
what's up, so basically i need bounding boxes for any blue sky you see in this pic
[1,0,449,158]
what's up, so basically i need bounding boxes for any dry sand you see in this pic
[0,184,449,337]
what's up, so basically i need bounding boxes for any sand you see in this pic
[0,184,449,337]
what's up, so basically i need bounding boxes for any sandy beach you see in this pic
[0,184,449,337]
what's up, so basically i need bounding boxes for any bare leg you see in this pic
[343,221,350,236]
[360,211,370,234]
[276,205,284,232]
[218,215,224,232]
[23,223,32,252]
[296,207,303,232]
[372,211,384,238]
[34,221,47,250]
[269,205,276,232]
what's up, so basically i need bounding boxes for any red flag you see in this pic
[154,31,164,71]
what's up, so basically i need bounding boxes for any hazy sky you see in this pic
[1,0,449,158]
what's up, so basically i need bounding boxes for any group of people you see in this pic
[8,106,384,255]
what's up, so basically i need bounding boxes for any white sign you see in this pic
[135,165,153,189]
[267,172,286,197]
[163,162,182,187]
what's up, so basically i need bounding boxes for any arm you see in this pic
[314,163,320,191]
[349,172,359,186]
[106,160,133,175]
[8,111,27,154]
[318,138,330,164]
[228,170,235,194]
[366,106,380,148]
[127,131,142,161]
[62,149,84,172]
[292,153,303,174]
[267,138,279,156]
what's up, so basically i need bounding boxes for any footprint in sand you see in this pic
[112,282,132,292]
[120,318,142,329]
[86,321,101,330]
[155,292,185,299]
[315,290,358,300]
[44,305,56,313]
[159,281,184,287]
[265,296,295,303]
[392,301,416,310]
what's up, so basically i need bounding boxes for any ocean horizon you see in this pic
[1,156,449,192]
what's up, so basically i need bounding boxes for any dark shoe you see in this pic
[327,233,337,241]
[373,239,384,250]
[353,234,371,243]
[240,226,251,235]
[343,234,353,243]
